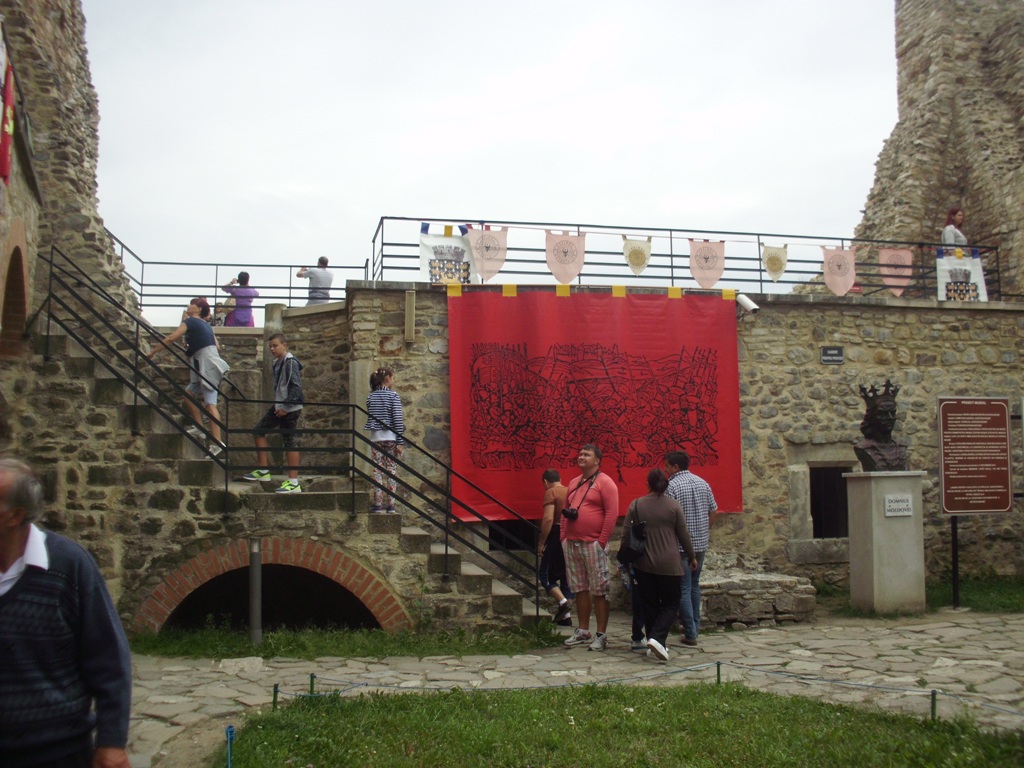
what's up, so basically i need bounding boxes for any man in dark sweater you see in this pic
[0,459,132,768]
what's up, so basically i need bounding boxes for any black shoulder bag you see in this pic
[616,500,648,565]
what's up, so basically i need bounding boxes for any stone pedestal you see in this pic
[843,471,926,613]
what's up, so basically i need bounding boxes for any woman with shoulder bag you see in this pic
[621,467,697,661]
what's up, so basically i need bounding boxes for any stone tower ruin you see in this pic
[856,0,1024,295]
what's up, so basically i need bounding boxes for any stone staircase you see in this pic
[23,326,540,632]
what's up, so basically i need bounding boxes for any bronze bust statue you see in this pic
[854,379,909,472]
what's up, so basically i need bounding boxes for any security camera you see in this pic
[736,294,760,314]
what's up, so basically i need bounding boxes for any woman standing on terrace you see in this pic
[941,207,968,246]
[222,271,258,326]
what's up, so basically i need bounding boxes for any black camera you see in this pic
[562,507,578,521]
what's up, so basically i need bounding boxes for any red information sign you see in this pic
[938,398,1012,515]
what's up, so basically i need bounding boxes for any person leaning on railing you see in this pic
[296,256,334,306]
[222,271,258,327]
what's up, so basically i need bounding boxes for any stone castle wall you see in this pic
[856,0,1024,294]
[303,283,1024,587]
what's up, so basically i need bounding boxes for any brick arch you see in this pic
[132,537,413,635]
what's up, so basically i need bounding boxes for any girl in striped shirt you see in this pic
[364,366,405,512]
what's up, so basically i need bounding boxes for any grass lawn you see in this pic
[813,574,1024,618]
[130,622,566,660]
[926,574,1024,613]
[210,684,1024,767]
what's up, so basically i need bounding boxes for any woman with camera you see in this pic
[621,468,697,662]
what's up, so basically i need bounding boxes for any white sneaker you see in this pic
[207,442,225,458]
[646,638,669,661]
[588,633,608,652]
[185,425,203,438]
[563,628,593,648]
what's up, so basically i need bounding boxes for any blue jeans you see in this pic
[679,550,706,640]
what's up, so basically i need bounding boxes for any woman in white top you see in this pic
[941,207,968,246]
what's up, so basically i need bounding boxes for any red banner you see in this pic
[447,292,743,521]
[0,64,14,185]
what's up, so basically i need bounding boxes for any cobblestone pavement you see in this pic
[127,610,1024,766]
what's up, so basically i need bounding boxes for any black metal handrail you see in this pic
[371,215,1004,299]
[29,248,544,611]
[105,229,370,325]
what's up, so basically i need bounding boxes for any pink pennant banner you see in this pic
[688,239,725,289]
[821,247,856,296]
[878,248,913,297]
[546,231,586,284]
[467,226,508,283]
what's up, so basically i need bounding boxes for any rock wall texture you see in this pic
[856,0,1024,295]
[318,284,1024,587]
[0,0,128,297]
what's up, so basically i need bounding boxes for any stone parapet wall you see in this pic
[321,283,1024,586]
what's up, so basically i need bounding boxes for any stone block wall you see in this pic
[856,0,1024,295]
[307,282,1024,587]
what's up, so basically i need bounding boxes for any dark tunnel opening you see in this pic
[163,564,380,631]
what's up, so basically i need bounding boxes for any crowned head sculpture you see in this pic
[854,379,909,472]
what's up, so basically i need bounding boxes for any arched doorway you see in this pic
[164,564,380,631]
[0,245,27,358]
[132,537,413,635]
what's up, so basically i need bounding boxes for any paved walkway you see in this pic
[127,610,1024,767]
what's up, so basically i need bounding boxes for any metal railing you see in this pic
[106,229,370,326]
[29,246,544,611]
[371,216,1005,299]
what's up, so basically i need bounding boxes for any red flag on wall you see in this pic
[0,63,14,186]
[447,292,744,520]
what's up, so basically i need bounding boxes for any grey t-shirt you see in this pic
[303,267,334,304]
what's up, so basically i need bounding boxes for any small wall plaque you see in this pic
[820,346,844,365]
[884,494,913,518]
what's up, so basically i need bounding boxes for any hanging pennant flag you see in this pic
[622,236,652,276]
[688,239,725,289]
[546,231,586,284]
[937,247,988,302]
[878,248,914,297]
[420,223,474,285]
[761,244,788,282]
[466,226,508,283]
[821,246,856,296]
[0,63,14,186]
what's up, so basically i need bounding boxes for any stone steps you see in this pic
[27,325,542,631]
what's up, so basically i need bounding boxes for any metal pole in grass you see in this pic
[310,673,316,695]
[225,724,235,768]
[716,661,721,685]
[272,684,279,711]
[931,690,937,721]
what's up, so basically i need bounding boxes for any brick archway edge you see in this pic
[132,537,413,635]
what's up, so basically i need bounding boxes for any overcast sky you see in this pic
[81,1,898,286]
